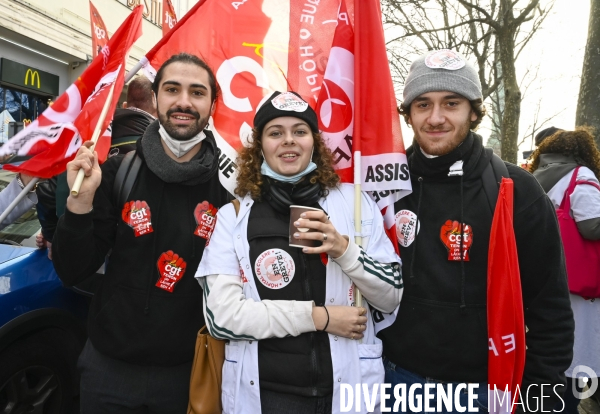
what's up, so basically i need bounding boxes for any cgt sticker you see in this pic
[440,220,473,261]
[122,200,154,237]
[194,201,218,239]
[254,249,295,289]
[156,251,187,293]
[395,209,420,247]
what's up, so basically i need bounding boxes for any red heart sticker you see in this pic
[194,201,218,239]
[122,200,154,237]
[156,250,187,293]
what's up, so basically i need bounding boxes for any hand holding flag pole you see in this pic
[71,81,116,196]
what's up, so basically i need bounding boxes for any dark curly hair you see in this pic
[528,126,600,181]
[399,98,486,130]
[235,127,340,200]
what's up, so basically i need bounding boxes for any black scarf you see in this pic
[532,154,578,193]
[409,132,479,180]
[261,175,322,215]
[139,120,219,186]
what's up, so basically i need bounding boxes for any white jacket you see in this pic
[195,184,402,414]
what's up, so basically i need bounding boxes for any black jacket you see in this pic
[52,131,231,366]
[380,133,574,409]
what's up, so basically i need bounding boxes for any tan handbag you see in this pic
[187,326,226,414]
[188,200,240,413]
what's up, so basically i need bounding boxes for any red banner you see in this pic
[162,0,177,37]
[0,7,143,178]
[90,1,109,58]
[487,178,526,414]
[140,0,410,206]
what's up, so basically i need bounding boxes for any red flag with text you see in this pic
[139,0,410,209]
[162,0,177,37]
[0,6,143,178]
[90,1,109,58]
[487,178,526,414]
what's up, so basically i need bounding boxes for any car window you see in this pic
[0,169,40,245]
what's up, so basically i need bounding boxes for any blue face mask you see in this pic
[261,160,318,184]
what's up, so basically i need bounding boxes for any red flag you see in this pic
[162,0,177,37]
[90,1,109,58]
[487,178,526,414]
[0,6,143,178]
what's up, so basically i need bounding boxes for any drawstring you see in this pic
[409,176,424,285]
[459,174,467,312]
[145,181,165,315]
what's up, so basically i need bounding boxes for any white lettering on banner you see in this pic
[361,153,411,192]
[164,12,176,29]
[207,121,239,196]
[231,0,248,10]
[84,67,120,106]
[216,56,270,113]
[94,24,106,39]
[488,334,516,356]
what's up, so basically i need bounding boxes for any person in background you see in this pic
[35,75,158,257]
[529,127,600,414]
[196,91,402,414]
[0,172,37,230]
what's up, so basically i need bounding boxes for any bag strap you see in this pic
[559,166,581,212]
[112,150,142,209]
[481,148,510,212]
[575,180,600,192]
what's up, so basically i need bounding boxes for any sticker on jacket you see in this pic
[395,209,420,247]
[254,249,295,289]
[194,201,218,239]
[440,220,473,261]
[122,200,154,237]
[156,251,187,293]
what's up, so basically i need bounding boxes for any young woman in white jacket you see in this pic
[195,91,402,414]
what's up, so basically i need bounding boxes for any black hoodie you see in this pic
[379,133,574,409]
[52,127,231,366]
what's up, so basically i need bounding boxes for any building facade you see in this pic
[0,0,196,140]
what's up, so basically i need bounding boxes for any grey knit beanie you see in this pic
[402,49,482,106]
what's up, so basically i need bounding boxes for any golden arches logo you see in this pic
[24,69,40,89]
[242,42,288,70]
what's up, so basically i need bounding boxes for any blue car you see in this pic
[0,171,91,413]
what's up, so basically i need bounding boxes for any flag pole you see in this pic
[353,0,363,336]
[71,81,117,196]
[124,57,147,83]
[0,177,39,225]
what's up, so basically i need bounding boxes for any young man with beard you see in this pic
[52,53,231,413]
[379,49,574,412]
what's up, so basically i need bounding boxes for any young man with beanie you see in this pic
[379,49,574,412]
[51,53,231,413]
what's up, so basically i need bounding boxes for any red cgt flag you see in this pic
[90,1,109,58]
[139,0,410,209]
[162,0,177,37]
[487,178,526,414]
[0,6,143,178]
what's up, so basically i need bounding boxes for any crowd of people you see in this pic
[1,48,598,414]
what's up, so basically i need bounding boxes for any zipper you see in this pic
[301,253,319,396]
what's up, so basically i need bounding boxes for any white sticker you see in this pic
[395,209,420,247]
[424,50,465,71]
[254,249,296,289]
[271,92,309,113]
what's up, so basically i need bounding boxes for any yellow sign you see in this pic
[24,69,40,89]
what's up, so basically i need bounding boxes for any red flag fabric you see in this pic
[162,0,177,37]
[487,178,526,414]
[140,0,410,211]
[0,6,143,178]
[90,1,109,58]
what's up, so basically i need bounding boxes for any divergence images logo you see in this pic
[24,69,40,89]
[572,365,598,399]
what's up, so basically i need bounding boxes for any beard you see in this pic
[158,107,210,141]
[413,118,471,156]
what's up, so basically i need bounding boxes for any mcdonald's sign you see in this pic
[0,58,59,96]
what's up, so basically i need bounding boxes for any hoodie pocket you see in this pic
[222,343,242,414]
